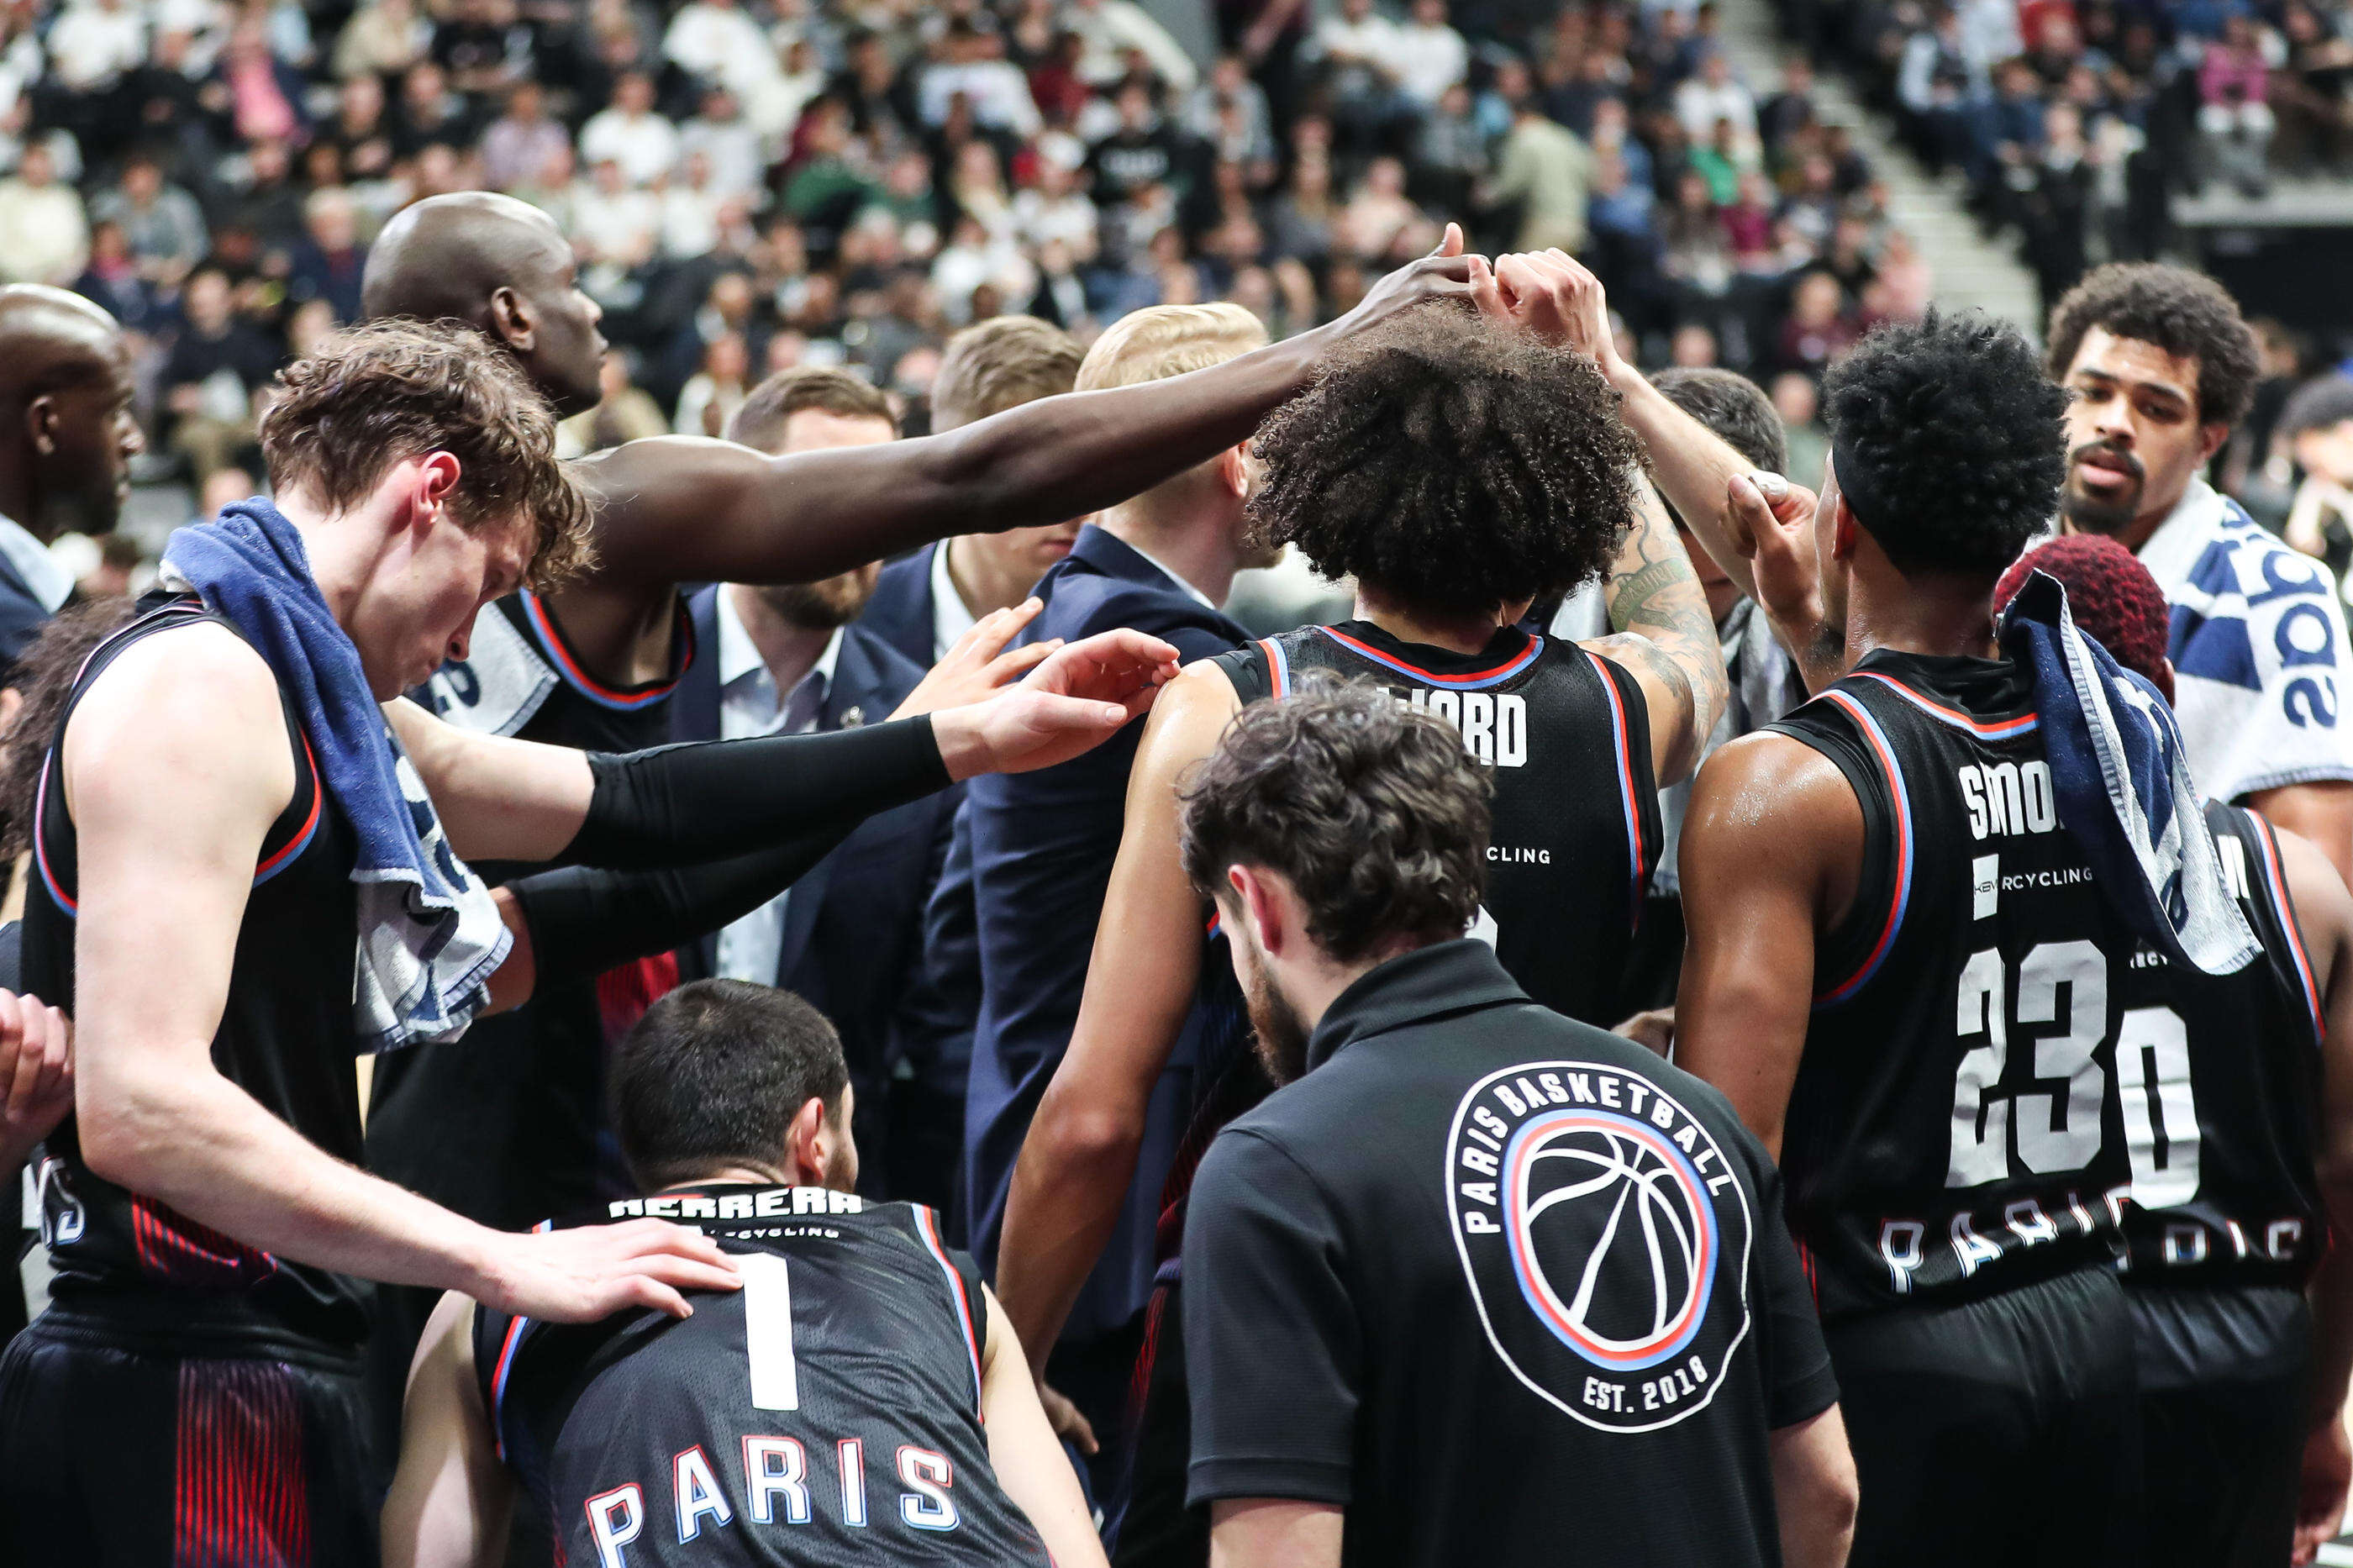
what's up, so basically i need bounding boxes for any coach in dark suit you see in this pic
[670,581,958,1204]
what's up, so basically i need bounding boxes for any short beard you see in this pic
[2061,441,2146,537]
[758,575,872,629]
[1243,960,1311,1087]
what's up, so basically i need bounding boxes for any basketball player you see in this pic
[0,323,1180,1566]
[1988,533,2353,1567]
[1176,682,1855,1568]
[1672,310,2353,1566]
[362,201,1474,1328]
[2049,264,2353,887]
[994,302,1729,1563]
[382,980,1103,1568]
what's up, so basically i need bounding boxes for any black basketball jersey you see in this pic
[476,1184,1052,1568]
[2120,802,2327,1288]
[24,596,368,1352]
[1771,650,2317,1322]
[372,588,700,1229]
[1218,620,1661,1026]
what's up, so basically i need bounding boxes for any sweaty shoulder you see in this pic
[2269,819,2352,982]
[62,620,294,819]
[1682,726,1863,913]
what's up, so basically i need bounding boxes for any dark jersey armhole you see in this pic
[1586,648,1665,883]
[2229,805,2329,1048]
[1764,707,1898,1004]
[950,1245,989,1366]
[1212,642,1275,704]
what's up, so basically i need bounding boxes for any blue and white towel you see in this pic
[161,499,509,1051]
[1999,569,2258,976]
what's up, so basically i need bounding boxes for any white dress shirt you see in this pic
[713,589,845,984]
[930,539,979,665]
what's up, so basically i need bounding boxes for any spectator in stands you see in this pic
[287,187,366,324]
[676,329,753,437]
[582,69,681,187]
[1395,0,1470,113]
[480,80,567,193]
[1676,50,1758,155]
[88,152,205,288]
[2199,13,2277,194]
[72,221,161,333]
[1481,76,1593,253]
[0,145,89,287]
[157,264,278,483]
[45,0,145,99]
[558,350,671,459]
[333,0,430,82]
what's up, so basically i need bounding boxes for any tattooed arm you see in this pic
[1580,468,1729,787]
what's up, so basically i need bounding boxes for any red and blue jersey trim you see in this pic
[912,1205,983,1414]
[489,1218,554,1464]
[1814,688,1913,1007]
[1315,625,1544,690]
[519,590,694,712]
[2248,814,2325,1039]
[1256,637,1291,697]
[1583,650,1647,932]
[1854,671,2039,739]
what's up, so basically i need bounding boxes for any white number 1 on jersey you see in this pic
[742,1252,800,1412]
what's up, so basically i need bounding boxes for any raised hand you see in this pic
[932,628,1182,780]
[1491,249,1627,377]
[474,1218,743,1323]
[892,597,1058,720]
[0,987,72,1171]
[1323,224,1488,344]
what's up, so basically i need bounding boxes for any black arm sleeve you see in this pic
[509,810,868,985]
[560,715,951,871]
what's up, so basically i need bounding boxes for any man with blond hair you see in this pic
[860,314,1092,670]
[961,303,1275,1512]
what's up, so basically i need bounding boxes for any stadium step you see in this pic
[1707,0,2048,339]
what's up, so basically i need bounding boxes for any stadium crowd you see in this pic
[0,0,1955,504]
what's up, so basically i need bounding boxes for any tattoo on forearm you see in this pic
[1603,498,1730,758]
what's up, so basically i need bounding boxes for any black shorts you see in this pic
[1114,1277,1207,1568]
[0,1314,380,1568]
[1825,1265,2142,1568]
[2129,1282,2311,1568]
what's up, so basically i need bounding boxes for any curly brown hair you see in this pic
[1179,676,1492,963]
[259,319,595,588]
[1245,311,1645,618]
[2045,264,2261,429]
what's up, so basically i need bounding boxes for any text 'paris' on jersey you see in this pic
[476,1185,1051,1568]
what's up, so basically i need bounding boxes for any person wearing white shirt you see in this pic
[918,24,1043,136]
[578,71,683,187]
[677,87,766,200]
[658,149,726,258]
[568,156,659,267]
[662,0,776,99]
[44,0,145,92]
[1066,0,1198,93]
[1674,50,1759,149]
[1393,0,1469,109]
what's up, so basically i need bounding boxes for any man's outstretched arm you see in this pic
[1673,731,1861,1155]
[392,629,1181,866]
[574,233,1484,587]
[978,1287,1111,1568]
[66,628,739,1324]
[997,661,1241,1376]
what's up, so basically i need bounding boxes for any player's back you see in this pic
[479,1185,1050,1568]
[1217,620,1661,1026]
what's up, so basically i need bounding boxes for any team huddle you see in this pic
[0,196,2346,1568]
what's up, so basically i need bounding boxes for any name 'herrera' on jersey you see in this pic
[1446,1060,1756,1435]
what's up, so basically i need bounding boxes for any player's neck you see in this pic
[666,1161,804,1191]
[1353,586,1503,655]
[1846,567,2002,666]
[0,470,49,543]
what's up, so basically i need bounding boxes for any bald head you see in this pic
[0,286,139,538]
[364,193,608,415]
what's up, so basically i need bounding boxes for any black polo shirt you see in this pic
[1182,940,1836,1568]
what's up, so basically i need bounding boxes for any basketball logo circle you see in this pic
[1503,1110,1716,1371]
[1448,1061,1754,1433]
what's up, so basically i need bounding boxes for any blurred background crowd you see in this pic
[3,0,2353,598]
